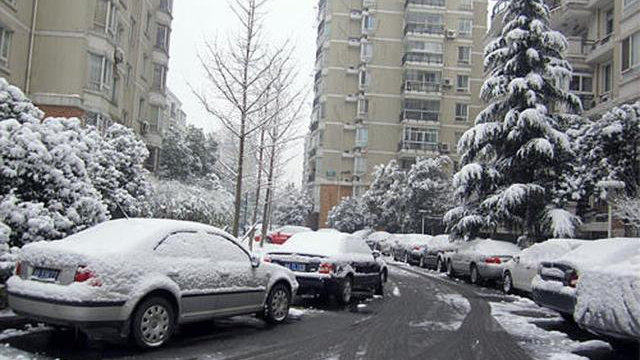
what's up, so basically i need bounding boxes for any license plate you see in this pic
[286,263,306,272]
[31,267,60,281]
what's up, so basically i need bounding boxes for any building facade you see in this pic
[0,0,174,171]
[165,89,187,134]
[305,0,488,228]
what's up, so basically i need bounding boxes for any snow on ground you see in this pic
[0,324,50,342]
[0,343,50,360]
[410,293,471,331]
[288,307,324,320]
[490,296,611,360]
[392,286,401,297]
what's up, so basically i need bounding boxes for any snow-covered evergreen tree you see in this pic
[327,196,368,233]
[404,156,453,233]
[380,167,408,233]
[159,125,218,182]
[362,160,402,228]
[272,183,313,227]
[445,0,581,240]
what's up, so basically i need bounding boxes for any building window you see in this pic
[456,75,469,92]
[458,46,471,64]
[362,15,375,33]
[159,0,173,13]
[145,11,152,36]
[405,12,444,35]
[601,63,612,93]
[138,98,146,131]
[156,24,170,51]
[149,105,161,133]
[455,103,468,121]
[403,99,440,122]
[622,32,640,72]
[458,19,472,37]
[404,41,443,64]
[129,17,137,44]
[624,0,638,7]
[361,42,373,62]
[141,53,149,80]
[359,70,370,89]
[357,98,369,115]
[0,26,12,65]
[354,157,367,175]
[355,127,368,147]
[402,127,438,151]
[604,9,614,37]
[404,69,441,92]
[88,53,113,95]
[93,0,117,37]
[569,74,593,92]
[86,112,112,134]
[152,63,167,91]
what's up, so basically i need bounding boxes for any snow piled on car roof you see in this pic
[555,237,640,270]
[273,232,361,257]
[518,239,588,266]
[467,239,521,256]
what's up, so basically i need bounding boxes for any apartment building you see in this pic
[165,89,187,134]
[305,0,488,228]
[0,0,174,171]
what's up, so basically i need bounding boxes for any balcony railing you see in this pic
[401,109,439,122]
[404,23,445,36]
[403,81,441,93]
[398,141,438,152]
[405,0,445,7]
[402,52,443,65]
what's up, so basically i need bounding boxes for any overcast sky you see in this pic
[167,0,317,185]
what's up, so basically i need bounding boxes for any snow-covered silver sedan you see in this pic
[7,219,299,349]
[446,239,521,285]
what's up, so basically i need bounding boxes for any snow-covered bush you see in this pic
[445,0,580,240]
[159,125,218,182]
[362,160,403,229]
[327,197,368,233]
[148,176,233,228]
[272,183,313,226]
[404,156,453,233]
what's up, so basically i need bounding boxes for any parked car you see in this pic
[365,231,393,253]
[532,237,640,320]
[421,235,460,271]
[265,232,387,304]
[574,241,640,345]
[390,234,419,261]
[391,234,432,266]
[446,239,521,285]
[7,219,298,349]
[502,239,587,294]
[254,225,312,245]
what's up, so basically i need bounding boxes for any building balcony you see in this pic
[404,23,445,37]
[397,141,439,157]
[585,35,614,64]
[402,81,441,94]
[400,109,440,123]
[405,0,445,8]
[566,36,590,60]
[548,0,590,31]
[402,52,443,66]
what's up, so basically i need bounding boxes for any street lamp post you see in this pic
[418,210,428,234]
[597,180,626,238]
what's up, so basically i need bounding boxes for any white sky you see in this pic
[167,0,317,185]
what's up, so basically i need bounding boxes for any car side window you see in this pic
[204,234,250,263]
[155,232,209,258]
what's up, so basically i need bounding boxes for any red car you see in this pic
[254,226,312,245]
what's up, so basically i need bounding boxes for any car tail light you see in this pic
[263,256,272,263]
[568,272,579,288]
[413,246,422,251]
[254,235,261,242]
[14,262,22,276]
[485,257,502,264]
[74,266,101,286]
[318,263,335,274]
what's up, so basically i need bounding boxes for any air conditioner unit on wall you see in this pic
[446,29,457,39]
[442,78,453,87]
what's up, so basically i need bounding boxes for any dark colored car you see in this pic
[265,232,388,304]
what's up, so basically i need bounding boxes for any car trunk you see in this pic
[268,253,328,273]
[18,248,98,286]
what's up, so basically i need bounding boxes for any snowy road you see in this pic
[0,264,637,360]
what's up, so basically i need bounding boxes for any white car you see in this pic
[502,239,587,294]
[422,235,460,272]
[365,231,393,253]
[7,219,298,349]
[446,239,521,285]
[574,243,640,344]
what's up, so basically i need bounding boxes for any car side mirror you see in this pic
[372,250,381,259]
[251,255,261,268]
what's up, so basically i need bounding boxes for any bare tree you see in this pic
[194,0,296,236]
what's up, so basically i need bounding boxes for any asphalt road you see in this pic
[2,264,637,360]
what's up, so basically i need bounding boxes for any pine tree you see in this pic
[159,125,218,182]
[362,160,402,229]
[327,197,368,233]
[445,0,581,240]
[404,156,453,233]
[272,184,313,227]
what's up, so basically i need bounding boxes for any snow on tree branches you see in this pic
[327,196,368,233]
[272,183,313,227]
[445,0,580,240]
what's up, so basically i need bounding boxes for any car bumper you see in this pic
[8,292,127,327]
[294,275,340,295]
[532,288,576,316]
[477,264,505,280]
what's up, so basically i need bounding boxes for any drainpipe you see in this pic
[25,0,39,94]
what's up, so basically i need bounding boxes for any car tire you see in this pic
[436,257,444,272]
[375,272,385,296]
[447,260,455,278]
[263,282,291,324]
[503,271,514,294]
[470,264,482,285]
[336,277,353,305]
[131,296,176,349]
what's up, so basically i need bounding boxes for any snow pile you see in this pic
[555,238,640,270]
[465,239,521,256]
[491,297,611,360]
[271,232,372,260]
[574,239,640,340]
[518,239,587,266]
[410,293,470,331]
[428,234,460,253]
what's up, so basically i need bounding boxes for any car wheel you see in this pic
[436,257,444,272]
[131,296,175,349]
[375,272,385,296]
[503,272,514,294]
[337,277,353,305]
[470,264,481,285]
[264,282,291,324]
[447,260,455,278]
